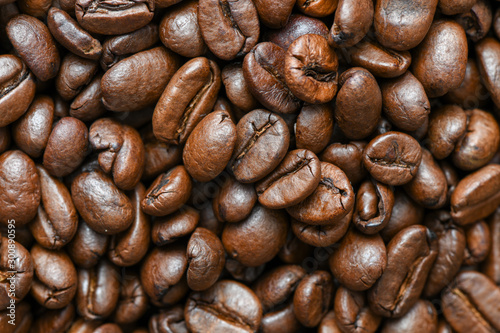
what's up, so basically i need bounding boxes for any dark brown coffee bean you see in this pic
[108,183,151,267]
[293,271,333,327]
[198,0,260,61]
[451,164,500,225]
[75,0,154,35]
[343,38,412,78]
[484,208,500,284]
[319,310,342,333]
[112,271,148,325]
[475,37,500,109]
[0,237,33,309]
[368,225,438,318]
[12,95,54,158]
[29,165,78,250]
[445,58,488,110]
[30,244,77,309]
[412,20,468,98]
[403,149,447,209]
[67,219,108,268]
[291,210,352,247]
[463,220,491,265]
[183,111,236,182]
[381,300,437,333]
[31,304,75,333]
[329,0,373,48]
[363,131,422,186]
[442,271,500,333]
[334,286,382,333]
[141,165,192,217]
[222,204,288,267]
[55,54,98,102]
[0,55,36,127]
[353,179,394,234]
[423,211,466,298]
[47,7,102,60]
[285,34,338,104]
[76,259,120,320]
[254,0,294,28]
[141,243,188,307]
[142,136,182,181]
[153,57,221,144]
[71,170,134,234]
[43,117,89,177]
[69,75,106,122]
[426,105,467,160]
[0,301,32,333]
[456,0,493,42]
[0,150,40,226]
[335,67,382,140]
[152,206,198,246]
[439,0,476,15]
[0,127,10,155]
[330,228,386,291]
[102,47,179,112]
[213,175,257,223]
[279,231,314,265]
[243,42,301,114]
[230,109,290,183]
[149,305,187,333]
[222,63,260,113]
[374,0,437,51]
[295,103,334,154]
[17,0,51,17]
[320,141,367,185]
[187,227,225,291]
[260,301,300,333]
[6,15,60,81]
[225,258,266,284]
[452,109,500,171]
[185,280,262,332]
[287,162,354,225]
[381,71,430,132]
[159,0,206,58]
[256,149,321,209]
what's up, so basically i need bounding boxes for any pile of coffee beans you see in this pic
[1,0,500,332]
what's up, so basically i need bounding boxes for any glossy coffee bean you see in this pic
[293,271,333,327]
[476,37,500,109]
[112,271,148,325]
[484,208,500,284]
[353,179,394,234]
[295,103,334,154]
[149,305,187,333]
[291,210,352,247]
[329,0,373,48]
[320,141,367,185]
[213,175,257,223]
[463,220,491,266]
[152,206,198,246]
[221,63,259,113]
[254,0,294,28]
[381,300,437,333]
[55,54,97,102]
[67,219,109,268]
[334,286,381,333]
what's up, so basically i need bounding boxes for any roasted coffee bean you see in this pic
[0,301,32,333]
[222,63,260,113]
[67,219,109,268]
[152,206,198,246]
[343,38,412,78]
[142,136,182,181]
[475,37,500,109]
[225,258,266,284]
[72,170,134,234]
[412,20,468,98]
[29,165,78,250]
[263,14,329,50]
[368,225,438,318]
[186,227,225,291]
[457,0,493,42]
[287,162,354,225]
[153,57,220,144]
[30,244,77,309]
[291,210,352,247]
[442,271,500,333]
[243,42,301,114]
[149,305,188,333]
[12,95,54,158]
[159,1,206,58]
[320,141,367,184]
[329,0,373,48]
[17,0,51,18]
[439,0,476,15]
[213,175,257,223]
[230,109,290,183]
[295,104,334,154]
[363,131,422,186]
[141,165,192,217]
[335,67,382,140]
[381,71,430,132]
[0,128,10,155]
[285,34,338,104]
[353,179,394,234]
[198,0,260,61]
[423,211,466,298]
[334,286,382,333]
[463,220,491,265]
[293,270,333,327]
[75,0,154,35]
[102,47,179,112]
[484,208,500,283]
[0,55,36,127]
[112,271,148,324]
[183,111,236,182]
[141,243,188,307]
[6,15,60,81]
[55,54,97,102]
[185,280,262,332]
[319,310,342,333]
[380,189,424,240]
[256,149,321,209]
[0,236,33,309]
[76,259,120,320]
[254,0,294,28]
[94,323,123,333]
[374,0,437,51]
[0,150,40,227]
[108,183,150,267]
[451,164,500,225]
[260,301,300,333]
[381,300,437,333]
[31,304,75,333]
[222,204,288,267]
[47,7,102,60]
[445,58,488,110]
